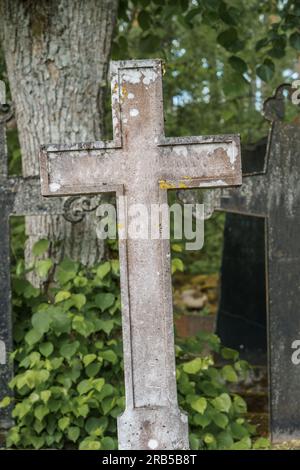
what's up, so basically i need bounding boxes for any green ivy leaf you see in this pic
[0,396,11,408]
[34,404,49,421]
[72,294,86,310]
[233,395,247,414]
[230,436,251,450]
[30,435,45,450]
[99,349,118,365]
[101,436,116,450]
[55,290,72,304]
[32,311,51,334]
[32,239,50,256]
[67,426,80,442]
[86,363,101,378]
[51,308,72,334]
[93,378,105,392]
[85,417,105,436]
[183,356,212,374]
[217,431,234,449]
[230,421,249,440]
[39,342,54,358]
[95,319,115,335]
[290,32,300,51]
[222,365,238,382]
[25,328,43,346]
[212,393,232,413]
[194,412,211,428]
[101,397,116,415]
[95,293,115,312]
[217,28,237,49]
[36,259,53,278]
[228,56,247,74]
[77,404,89,418]
[96,262,111,280]
[40,390,51,403]
[83,354,97,367]
[212,411,228,429]
[221,347,239,361]
[77,379,93,395]
[256,59,275,82]
[58,417,70,431]
[59,341,79,359]
[253,437,270,449]
[189,433,200,450]
[138,10,151,30]
[171,258,184,274]
[79,439,101,450]
[190,397,207,414]
[68,426,80,443]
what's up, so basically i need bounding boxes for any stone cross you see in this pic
[39,59,242,450]
[215,84,300,442]
[0,92,65,434]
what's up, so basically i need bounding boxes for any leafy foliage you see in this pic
[0,240,269,450]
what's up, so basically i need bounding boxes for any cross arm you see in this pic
[40,143,125,197]
[158,134,242,189]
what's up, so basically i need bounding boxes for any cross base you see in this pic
[117,406,189,450]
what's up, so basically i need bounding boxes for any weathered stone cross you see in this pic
[39,59,242,450]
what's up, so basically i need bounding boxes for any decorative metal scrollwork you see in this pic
[0,102,14,124]
[63,195,102,223]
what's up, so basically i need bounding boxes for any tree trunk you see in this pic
[0,0,118,283]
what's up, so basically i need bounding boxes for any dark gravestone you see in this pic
[217,212,267,364]
[216,85,300,442]
[0,101,71,433]
[217,136,268,364]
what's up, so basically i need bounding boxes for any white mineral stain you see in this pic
[130,108,139,117]
[123,70,142,84]
[49,183,61,192]
[174,146,188,158]
[142,69,158,85]
[203,180,227,187]
[230,141,239,165]
[0,340,6,365]
[148,439,158,450]
[128,92,135,99]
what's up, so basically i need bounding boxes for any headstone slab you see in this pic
[216,84,300,442]
[39,58,242,450]
[0,95,84,433]
[216,142,268,364]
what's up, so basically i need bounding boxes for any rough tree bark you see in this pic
[0,0,118,281]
